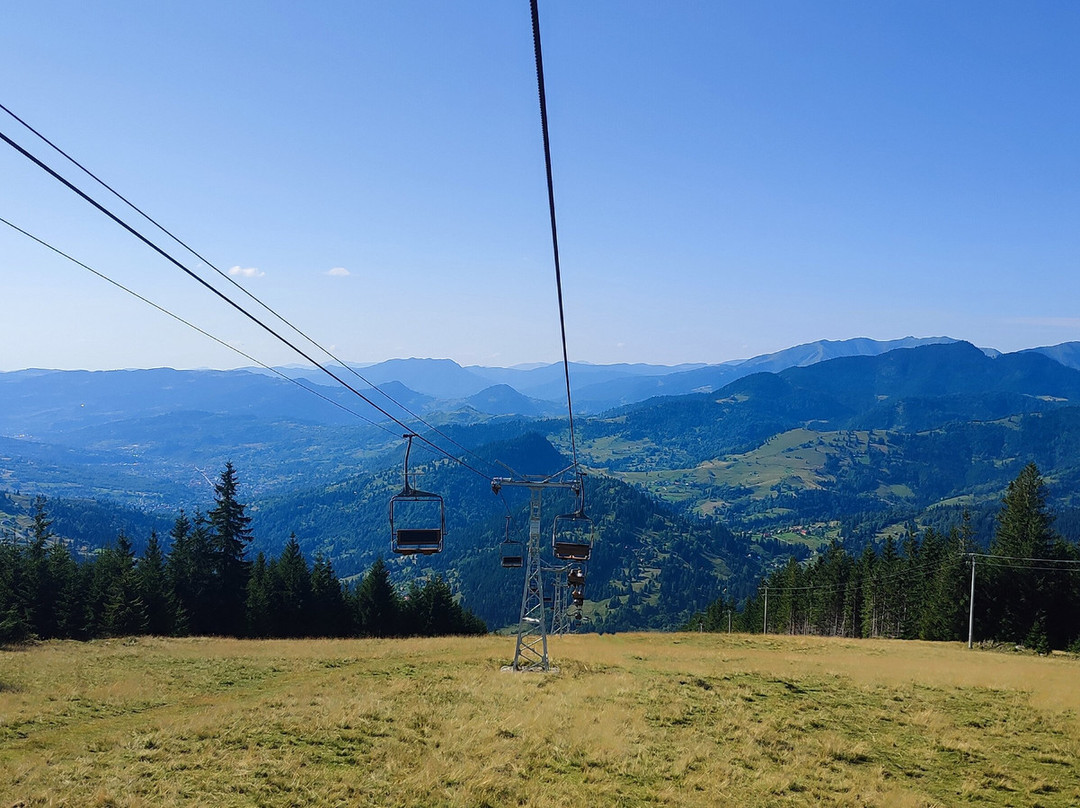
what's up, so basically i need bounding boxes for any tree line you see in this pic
[0,463,485,643]
[692,463,1080,652]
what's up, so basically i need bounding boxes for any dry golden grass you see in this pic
[2,633,1079,807]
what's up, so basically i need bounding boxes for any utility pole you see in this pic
[727,609,732,634]
[763,586,769,635]
[968,554,976,649]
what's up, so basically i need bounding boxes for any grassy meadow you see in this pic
[2,632,1079,807]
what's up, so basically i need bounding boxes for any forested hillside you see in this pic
[0,468,485,643]
[697,464,1080,652]
[6,341,1080,635]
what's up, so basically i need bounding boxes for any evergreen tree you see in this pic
[167,511,214,635]
[136,532,172,636]
[353,557,400,637]
[24,495,52,637]
[989,463,1062,646]
[272,534,310,637]
[45,540,82,639]
[208,463,254,635]
[309,553,345,637]
[245,552,274,638]
[0,538,31,643]
[92,532,146,636]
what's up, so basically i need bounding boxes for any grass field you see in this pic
[2,633,1079,807]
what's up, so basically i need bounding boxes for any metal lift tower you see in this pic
[493,474,579,672]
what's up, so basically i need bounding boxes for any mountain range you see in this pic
[5,336,1080,629]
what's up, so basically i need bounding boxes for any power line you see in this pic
[0,103,520,483]
[759,554,955,597]
[969,552,1080,565]
[530,0,580,477]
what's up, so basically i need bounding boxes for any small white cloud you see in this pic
[326,267,350,277]
[228,266,264,278]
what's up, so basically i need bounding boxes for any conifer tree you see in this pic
[0,538,31,643]
[45,540,81,639]
[95,532,146,636]
[309,553,345,637]
[272,534,310,637]
[167,511,214,635]
[353,557,399,637]
[24,496,52,637]
[990,463,1058,645]
[207,463,254,636]
[136,531,172,636]
[245,552,273,638]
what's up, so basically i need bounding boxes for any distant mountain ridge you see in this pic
[8,336,1080,630]
[268,335,964,413]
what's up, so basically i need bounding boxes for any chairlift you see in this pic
[500,515,523,568]
[567,568,585,587]
[553,474,593,562]
[552,507,593,562]
[389,433,444,555]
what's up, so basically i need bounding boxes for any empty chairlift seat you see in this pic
[389,490,445,555]
[501,539,524,568]
[552,509,593,562]
[394,526,443,554]
[389,433,445,556]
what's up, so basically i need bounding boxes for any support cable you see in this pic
[0,103,519,482]
[0,215,401,438]
[0,128,494,481]
[530,0,580,475]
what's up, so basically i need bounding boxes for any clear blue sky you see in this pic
[2,1,1079,371]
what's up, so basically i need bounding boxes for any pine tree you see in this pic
[24,495,52,637]
[45,540,82,639]
[353,557,400,637]
[990,463,1057,645]
[93,532,147,637]
[309,553,345,637]
[167,511,215,635]
[272,534,310,637]
[136,532,172,636]
[0,538,31,643]
[207,462,254,636]
[245,552,273,638]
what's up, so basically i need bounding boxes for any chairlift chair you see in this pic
[500,515,523,568]
[389,434,445,556]
[552,508,593,562]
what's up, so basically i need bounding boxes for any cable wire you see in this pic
[530,0,580,477]
[0,102,521,483]
[0,127,495,482]
[0,214,404,439]
[969,552,1080,565]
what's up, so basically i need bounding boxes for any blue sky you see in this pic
[2,1,1079,371]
